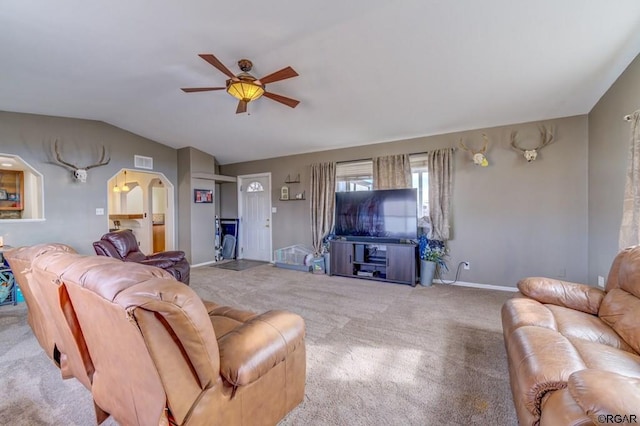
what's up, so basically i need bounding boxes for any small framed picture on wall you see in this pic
[194,189,213,204]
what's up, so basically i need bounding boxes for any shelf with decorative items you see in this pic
[280,174,305,201]
[0,170,24,219]
[279,191,305,201]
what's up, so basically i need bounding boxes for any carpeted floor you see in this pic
[211,259,268,271]
[0,264,518,425]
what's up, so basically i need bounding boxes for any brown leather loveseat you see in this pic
[502,246,640,425]
[93,229,191,285]
[5,243,306,425]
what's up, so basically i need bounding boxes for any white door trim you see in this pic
[237,173,273,261]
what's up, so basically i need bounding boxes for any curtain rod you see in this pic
[336,147,456,165]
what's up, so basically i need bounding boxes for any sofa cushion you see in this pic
[616,246,640,298]
[599,288,640,354]
[568,338,640,377]
[545,305,634,352]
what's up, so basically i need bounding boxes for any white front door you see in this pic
[238,174,272,261]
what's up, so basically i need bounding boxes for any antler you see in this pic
[480,134,488,154]
[53,139,80,170]
[510,131,526,153]
[537,125,554,150]
[511,126,554,152]
[84,145,110,169]
[458,138,472,152]
[53,139,110,170]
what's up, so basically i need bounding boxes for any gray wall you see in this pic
[177,146,218,265]
[221,115,589,287]
[588,54,640,284]
[0,111,177,255]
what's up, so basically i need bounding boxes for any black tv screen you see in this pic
[334,188,418,241]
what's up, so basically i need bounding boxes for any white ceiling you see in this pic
[2,1,640,165]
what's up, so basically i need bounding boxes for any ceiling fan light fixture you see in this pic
[226,80,264,102]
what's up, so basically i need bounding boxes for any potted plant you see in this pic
[418,235,448,286]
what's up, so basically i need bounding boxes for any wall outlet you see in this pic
[95,208,104,216]
[463,261,470,270]
[597,275,605,288]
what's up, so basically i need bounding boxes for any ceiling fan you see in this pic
[181,54,300,114]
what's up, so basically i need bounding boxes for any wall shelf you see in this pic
[284,174,300,184]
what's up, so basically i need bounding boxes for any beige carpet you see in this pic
[0,264,517,425]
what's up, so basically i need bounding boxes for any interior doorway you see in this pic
[107,169,175,254]
[237,173,272,261]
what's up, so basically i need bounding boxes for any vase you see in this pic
[419,260,436,287]
[323,252,331,275]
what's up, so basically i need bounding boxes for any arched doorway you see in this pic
[107,169,176,253]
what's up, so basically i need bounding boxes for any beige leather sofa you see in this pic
[6,244,306,425]
[502,246,640,425]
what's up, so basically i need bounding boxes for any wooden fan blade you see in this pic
[263,92,300,108]
[198,54,238,81]
[236,100,247,114]
[256,66,298,85]
[181,87,226,93]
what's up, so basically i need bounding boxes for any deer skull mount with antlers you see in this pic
[459,134,489,167]
[53,140,111,183]
[510,126,554,162]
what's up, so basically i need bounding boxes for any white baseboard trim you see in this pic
[192,260,217,268]
[433,279,519,292]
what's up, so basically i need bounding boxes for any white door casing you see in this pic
[238,173,272,261]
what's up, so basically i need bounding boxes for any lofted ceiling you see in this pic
[1,1,640,165]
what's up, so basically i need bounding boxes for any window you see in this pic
[410,154,429,218]
[247,181,264,192]
[335,161,373,192]
[336,155,429,218]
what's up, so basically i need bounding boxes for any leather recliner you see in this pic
[502,246,640,425]
[93,229,190,285]
[4,243,175,424]
[31,249,306,425]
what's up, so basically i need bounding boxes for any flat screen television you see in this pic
[334,188,418,242]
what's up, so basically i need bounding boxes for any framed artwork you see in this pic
[0,189,6,200]
[194,189,213,204]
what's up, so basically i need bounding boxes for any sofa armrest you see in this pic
[568,370,640,423]
[518,277,605,315]
[138,258,175,269]
[217,310,305,387]
[148,251,185,262]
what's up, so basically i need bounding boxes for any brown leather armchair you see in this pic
[28,249,306,426]
[93,229,190,285]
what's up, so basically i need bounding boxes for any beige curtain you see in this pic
[619,110,640,249]
[373,154,412,189]
[427,148,454,241]
[310,162,336,255]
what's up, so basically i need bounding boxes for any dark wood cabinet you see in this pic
[385,244,416,284]
[330,240,417,286]
[330,240,354,276]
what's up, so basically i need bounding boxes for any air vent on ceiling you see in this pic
[134,155,153,170]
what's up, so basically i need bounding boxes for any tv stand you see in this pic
[330,240,417,286]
